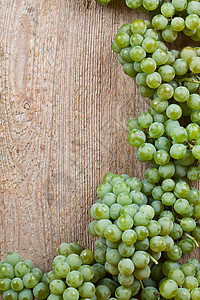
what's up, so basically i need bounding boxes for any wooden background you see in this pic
[0,0,199,271]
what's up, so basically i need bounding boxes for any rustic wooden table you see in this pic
[0,0,199,271]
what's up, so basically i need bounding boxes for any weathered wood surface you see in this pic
[0,0,199,271]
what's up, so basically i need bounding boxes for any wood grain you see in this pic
[0,0,199,272]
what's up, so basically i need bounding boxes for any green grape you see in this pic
[180,218,196,232]
[122,229,137,245]
[23,273,39,288]
[167,245,182,260]
[102,193,116,207]
[170,144,186,159]
[151,98,169,113]
[185,14,200,30]
[19,289,33,300]
[130,33,143,47]
[94,203,110,219]
[104,224,122,242]
[118,242,135,257]
[142,37,157,53]
[11,278,24,292]
[145,167,160,183]
[183,276,198,291]
[78,282,95,298]
[174,199,190,215]
[126,177,142,191]
[187,94,200,110]
[15,262,30,279]
[127,129,146,147]
[95,284,111,300]
[162,179,175,192]
[141,58,157,74]
[159,279,178,299]
[154,150,170,166]
[170,223,183,240]
[132,251,150,268]
[157,84,174,100]
[143,0,159,10]
[3,289,18,300]
[189,57,200,73]
[0,263,14,279]
[150,236,165,252]
[63,287,79,300]
[66,254,82,270]
[5,253,21,267]
[174,181,190,198]
[168,268,185,286]
[170,126,187,143]
[97,183,112,198]
[115,33,130,48]
[131,19,147,35]
[49,279,66,295]
[117,214,134,230]
[66,271,83,289]
[134,265,151,280]
[110,204,122,220]
[33,283,49,299]
[166,104,182,120]
[159,162,175,179]
[174,86,190,103]
[178,149,195,166]
[118,273,134,287]
[174,288,190,300]
[161,192,176,206]
[112,41,121,54]
[152,14,168,30]
[192,145,200,160]
[172,59,189,75]
[146,72,162,89]
[162,25,178,42]
[191,110,200,125]
[123,63,137,77]
[130,46,146,62]
[171,17,185,31]
[138,143,156,161]
[155,137,170,152]
[151,200,164,216]
[120,47,133,63]
[118,258,134,276]
[106,248,122,266]
[54,262,70,278]
[78,265,94,282]
[158,65,175,82]
[158,217,173,235]
[191,288,200,300]
[146,220,161,237]
[0,278,11,291]
[187,188,200,204]
[113,181,130,196]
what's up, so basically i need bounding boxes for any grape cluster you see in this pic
[0,252,49,300]
[126,0,200,42]
[127,108,200,181]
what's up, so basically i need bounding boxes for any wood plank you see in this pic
[0,0,199,271]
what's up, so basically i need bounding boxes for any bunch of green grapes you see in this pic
[158,258,200,299]
[46,243,97,299]
[112,19,200,94]
[0,252,49,300]
[125,0,200,42]
[127,108,200,181]
[88,172,200,297]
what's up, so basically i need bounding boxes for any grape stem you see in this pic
[139,279,144,290]
[149,254,158,265]
[178,78,200,84]
[184,233,199,248]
